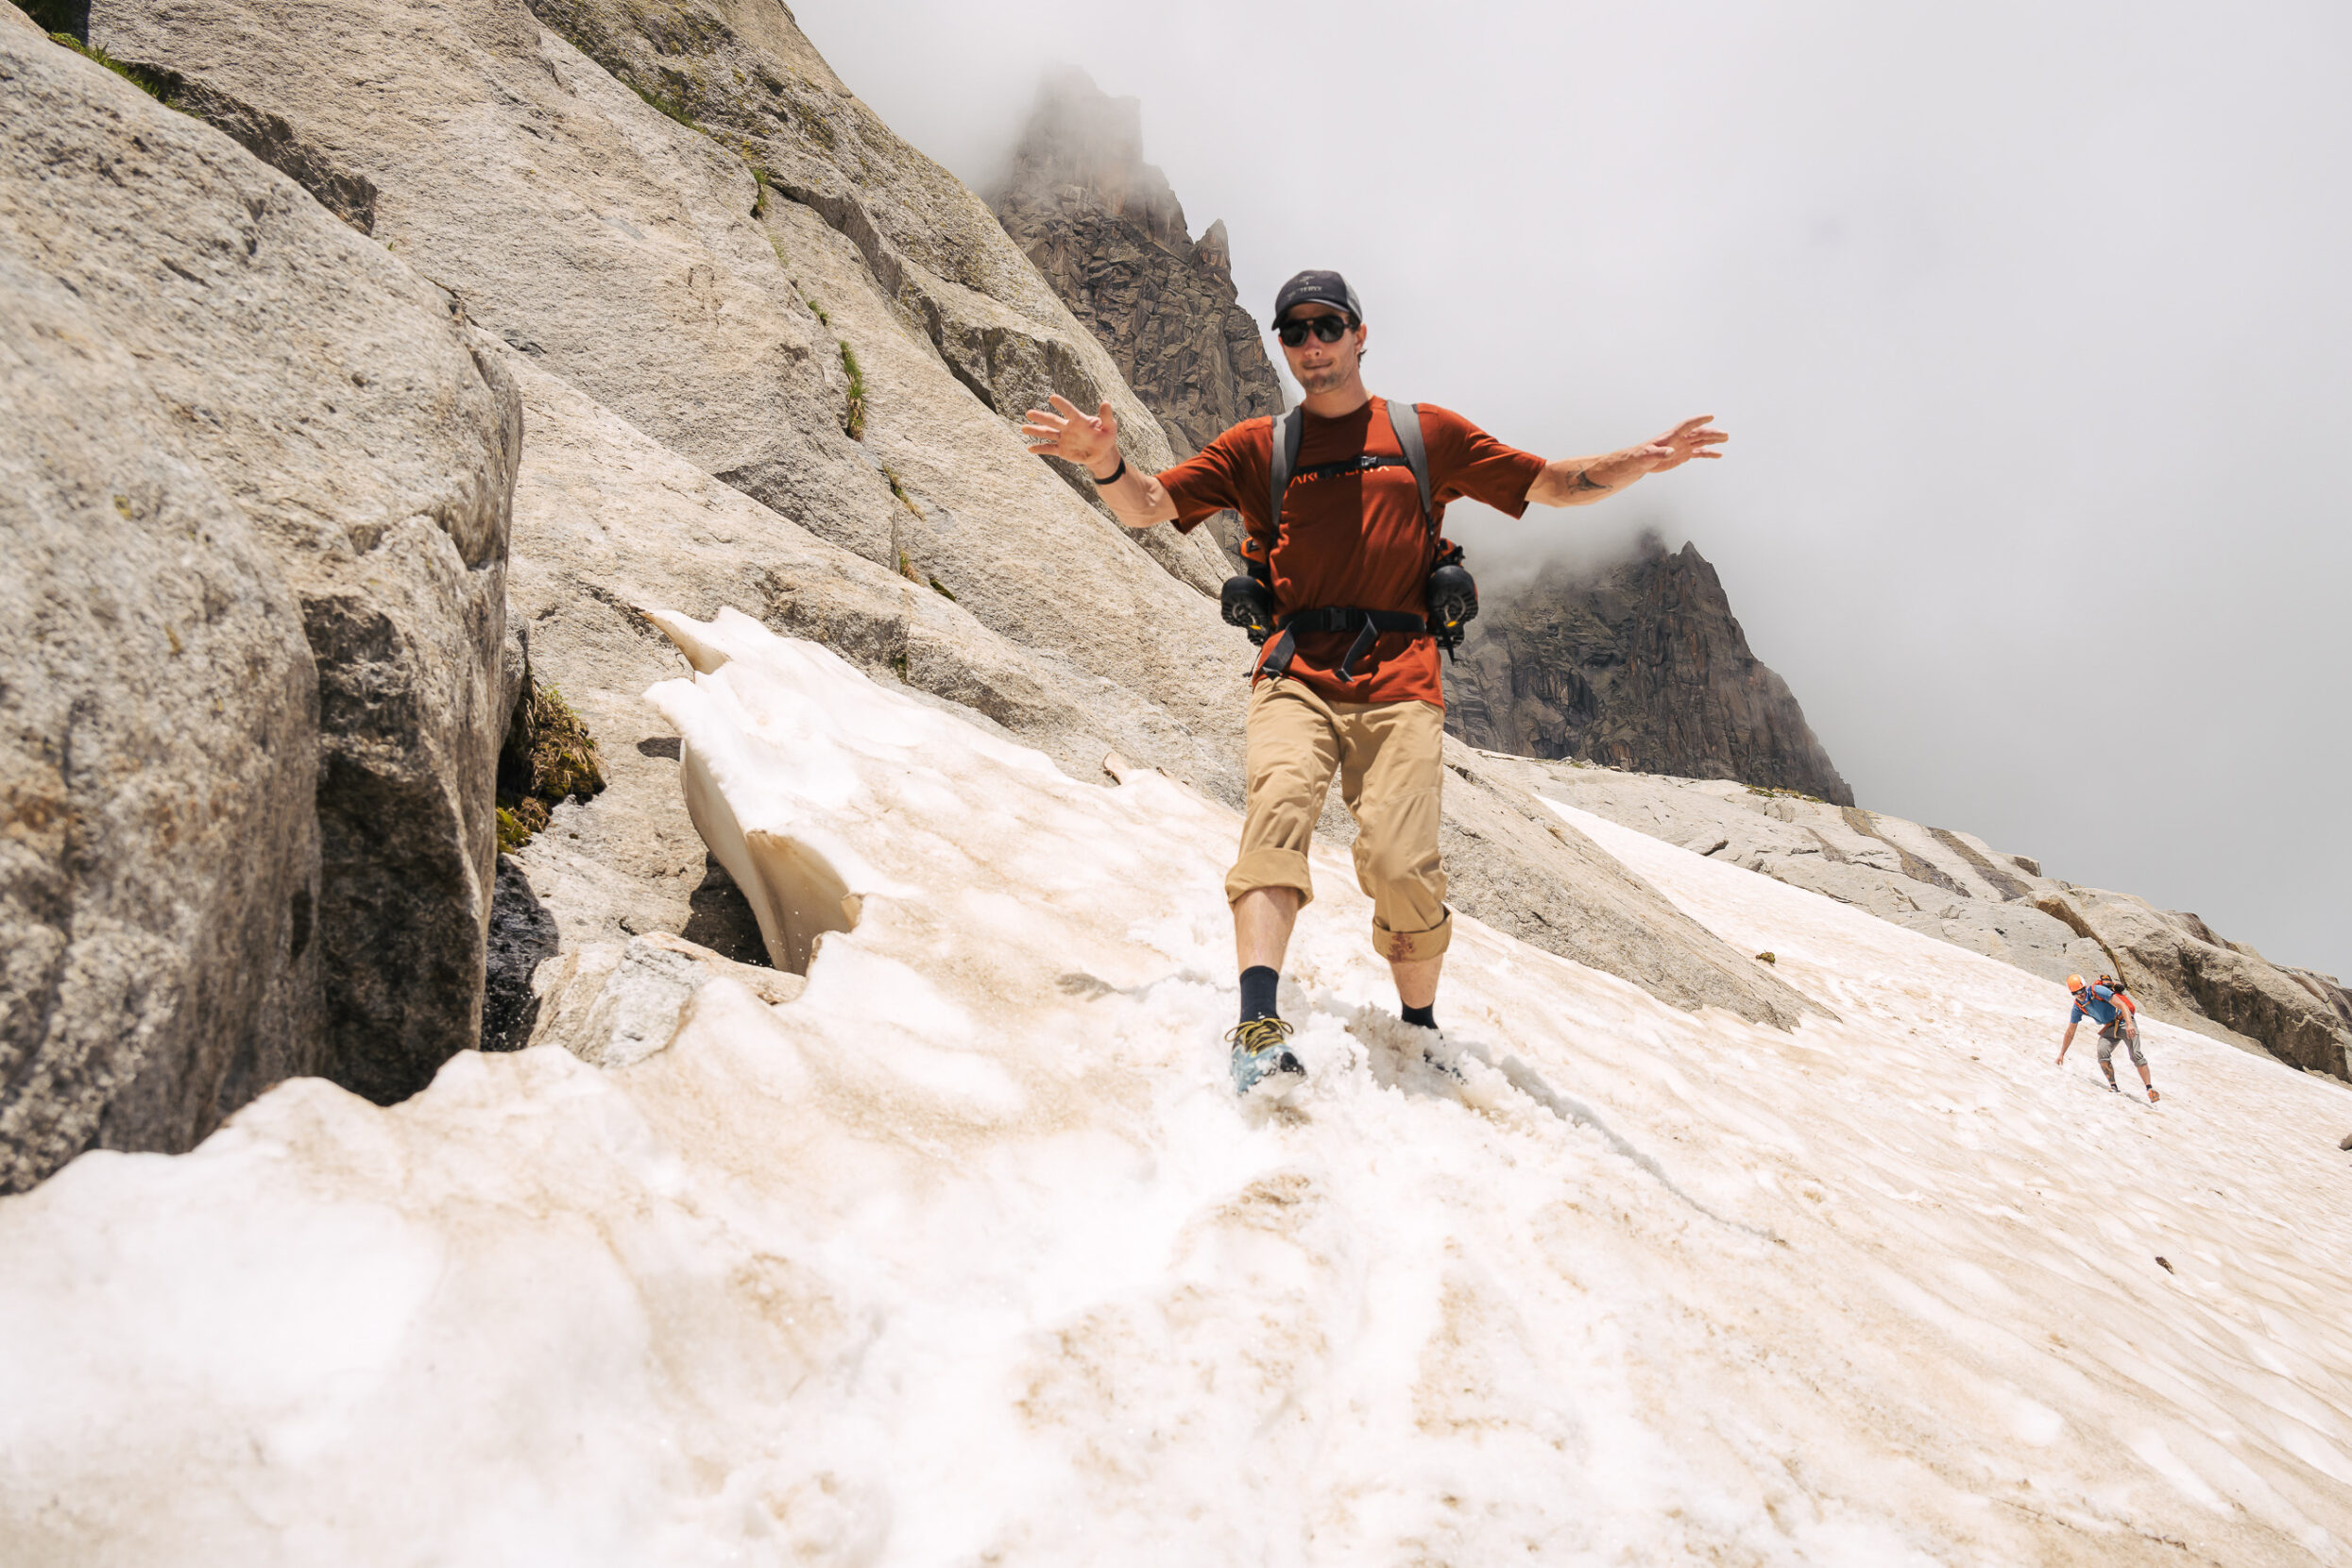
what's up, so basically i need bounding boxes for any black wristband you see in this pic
[1091,454,1127,486]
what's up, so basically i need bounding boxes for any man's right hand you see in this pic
[1022,394,1121,478]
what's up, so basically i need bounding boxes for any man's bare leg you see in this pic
[2130,1027,2159,1099]
[1390,953,1442,1012]
[1231,888,1303,1084]
[1234,887,1302,972]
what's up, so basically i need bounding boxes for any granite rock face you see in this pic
[988,69,1283,467]
[1446,535,1852,805]
[1534,762,2352,1080]
[0,215,321,1193]
[0,18,518,1188]
[95,0,1230,593]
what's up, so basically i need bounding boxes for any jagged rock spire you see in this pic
[988,70,1281,469]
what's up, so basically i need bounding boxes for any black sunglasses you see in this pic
[1276,314,1355,348]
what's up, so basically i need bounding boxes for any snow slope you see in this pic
[4,611,2349,1566]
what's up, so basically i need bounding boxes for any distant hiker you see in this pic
[1023,269,1725,1094]
[2056,973,2159,1101]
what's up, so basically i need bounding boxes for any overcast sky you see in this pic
[794,0,2351,977]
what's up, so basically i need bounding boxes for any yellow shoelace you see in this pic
[1223,1016,1295,1055]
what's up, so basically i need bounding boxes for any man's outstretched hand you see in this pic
[1022,394,1120,477]
[1594,415,1728,486]
[1530,415,1728,506]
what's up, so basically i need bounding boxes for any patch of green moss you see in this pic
[628,77,699,128]
[495,679,606,852]
[1745,784,1826,804]
[555,25,689,124]
[803,296,831,327]
[496,801,550,855]
[927,577,957,602]
[49,32,183,105]
[840,340,865,440]
[878,464,921,517]
[748,163,771,218]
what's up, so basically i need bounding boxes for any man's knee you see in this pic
[1353,822,1441,892]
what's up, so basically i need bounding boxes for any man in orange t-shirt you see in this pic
[1024,269,1725,1093]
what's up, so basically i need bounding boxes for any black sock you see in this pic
[1403,1002,1436,1031]
[1239,966,1280,1024]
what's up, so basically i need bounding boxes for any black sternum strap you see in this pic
[1264,606,1428,681]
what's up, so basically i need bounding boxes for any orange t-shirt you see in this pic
[1160,397,1546,707]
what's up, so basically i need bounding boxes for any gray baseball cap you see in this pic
[1270,269,1363,327]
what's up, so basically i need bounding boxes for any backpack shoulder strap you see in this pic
[1268,407,1304,527]
[1384,399,1434,537]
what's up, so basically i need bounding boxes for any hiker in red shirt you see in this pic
[1024,269,1725,1094]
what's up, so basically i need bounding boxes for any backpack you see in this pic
[1217,401,1478,679]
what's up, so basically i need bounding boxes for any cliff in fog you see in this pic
[1445,534,1853,805]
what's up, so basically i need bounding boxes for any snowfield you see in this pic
[5,611,2349,1566]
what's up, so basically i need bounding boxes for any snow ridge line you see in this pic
[1467,1044,1782,1245]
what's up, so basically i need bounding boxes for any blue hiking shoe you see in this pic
[1417,1031,1464,1082]
[1226,1016,1303,1098]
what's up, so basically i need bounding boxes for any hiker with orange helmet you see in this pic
[2056,974,2159,1101]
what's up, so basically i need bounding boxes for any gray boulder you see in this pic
[1,14,520,1192]
[527,931,800,1069]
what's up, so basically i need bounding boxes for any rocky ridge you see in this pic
[1512,758,2352,1081]
[1445,534,1853,804]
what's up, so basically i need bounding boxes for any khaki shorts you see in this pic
[2098,1016,2146,1069]
[1223,674,1452,963]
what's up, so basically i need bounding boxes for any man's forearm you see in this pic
[1090,460,1177,529]
[1526,452,1639,508]
[1525,415,1724,507]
